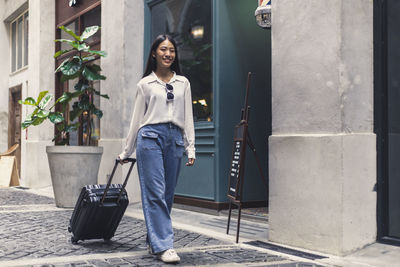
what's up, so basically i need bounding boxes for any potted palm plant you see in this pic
[19,25,108,208]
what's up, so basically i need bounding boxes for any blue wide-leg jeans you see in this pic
[136,123,185,254]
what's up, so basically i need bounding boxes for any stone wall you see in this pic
[269,0,376,255]
[98,0,145,203]
[0,0,10,153]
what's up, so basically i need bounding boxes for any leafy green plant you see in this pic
[19,25,108,145]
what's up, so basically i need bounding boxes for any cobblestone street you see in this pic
[0,188,326,267]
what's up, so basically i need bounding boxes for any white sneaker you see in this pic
[157,248,181,263]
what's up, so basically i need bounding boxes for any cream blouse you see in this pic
[119,72,196,160]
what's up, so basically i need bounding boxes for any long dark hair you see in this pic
[143,34,181,78]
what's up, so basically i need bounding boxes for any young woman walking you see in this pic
[118,34,195,263]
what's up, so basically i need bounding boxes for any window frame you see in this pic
[54,4,102,146]
[9,9,29,74]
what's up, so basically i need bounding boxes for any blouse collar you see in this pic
[149,71,184,84]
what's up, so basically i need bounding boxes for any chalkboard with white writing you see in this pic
[227,124,247,200]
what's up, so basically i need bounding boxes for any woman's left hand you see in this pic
[186,158,195,166]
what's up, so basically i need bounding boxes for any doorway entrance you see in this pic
[375,0,400,245]
[145,0,270,209]
[8,85,22,175]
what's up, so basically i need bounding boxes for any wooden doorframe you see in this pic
[8,84,22,174]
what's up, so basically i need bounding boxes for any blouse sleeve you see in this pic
[119,83,146,160]
[183,80,196,159]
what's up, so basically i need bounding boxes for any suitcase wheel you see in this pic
[71,236,78,245]
[68,226,72,233]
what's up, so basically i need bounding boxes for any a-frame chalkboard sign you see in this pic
[226,72,268,243]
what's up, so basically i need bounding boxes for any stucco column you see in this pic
[269,0,376,255]
[20,0,55,188]
[99,0,144,202]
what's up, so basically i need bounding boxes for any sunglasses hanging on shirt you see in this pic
[166,84,174,101]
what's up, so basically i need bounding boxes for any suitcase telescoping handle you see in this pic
[101,158,136,204]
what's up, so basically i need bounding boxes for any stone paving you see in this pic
[0,187,53,205]
[0,188,327,266]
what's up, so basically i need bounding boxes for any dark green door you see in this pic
[376,0,400,243]
[145,0,270,204]
[386,0,400,240]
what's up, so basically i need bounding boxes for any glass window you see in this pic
[60,20,79,51]
[82,5,101,44]
[17,16,23,70]
[10,10,28,73]
[150,0,213,122]
[65,68,101,146]
[24,12,29,66]
[55,6,102,146]
[87,79,101,145]
[11,21,16,72]
[67,77,80,146]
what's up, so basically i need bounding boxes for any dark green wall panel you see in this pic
[214,0,271,202]
[175,126,215,200]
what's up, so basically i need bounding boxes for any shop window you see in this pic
[55,5,101,146]
[150,0,213,122]
[10,10,29,73]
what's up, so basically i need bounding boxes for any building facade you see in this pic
[1,0,399,257]
[1,0,55,188]
[1,0,269,206]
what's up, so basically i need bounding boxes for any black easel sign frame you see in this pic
[226,72,268,243]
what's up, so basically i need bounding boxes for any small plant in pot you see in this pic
[19,25,109,208]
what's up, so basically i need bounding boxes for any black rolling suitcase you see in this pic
[68,158,136,244]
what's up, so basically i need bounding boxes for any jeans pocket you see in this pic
[175,140,185,157]
[141,132,159,150]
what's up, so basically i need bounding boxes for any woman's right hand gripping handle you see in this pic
[118,156,134,165]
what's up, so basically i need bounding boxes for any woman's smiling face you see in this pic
[153,39,176,70]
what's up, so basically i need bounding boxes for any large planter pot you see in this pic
[46,146,103,208]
